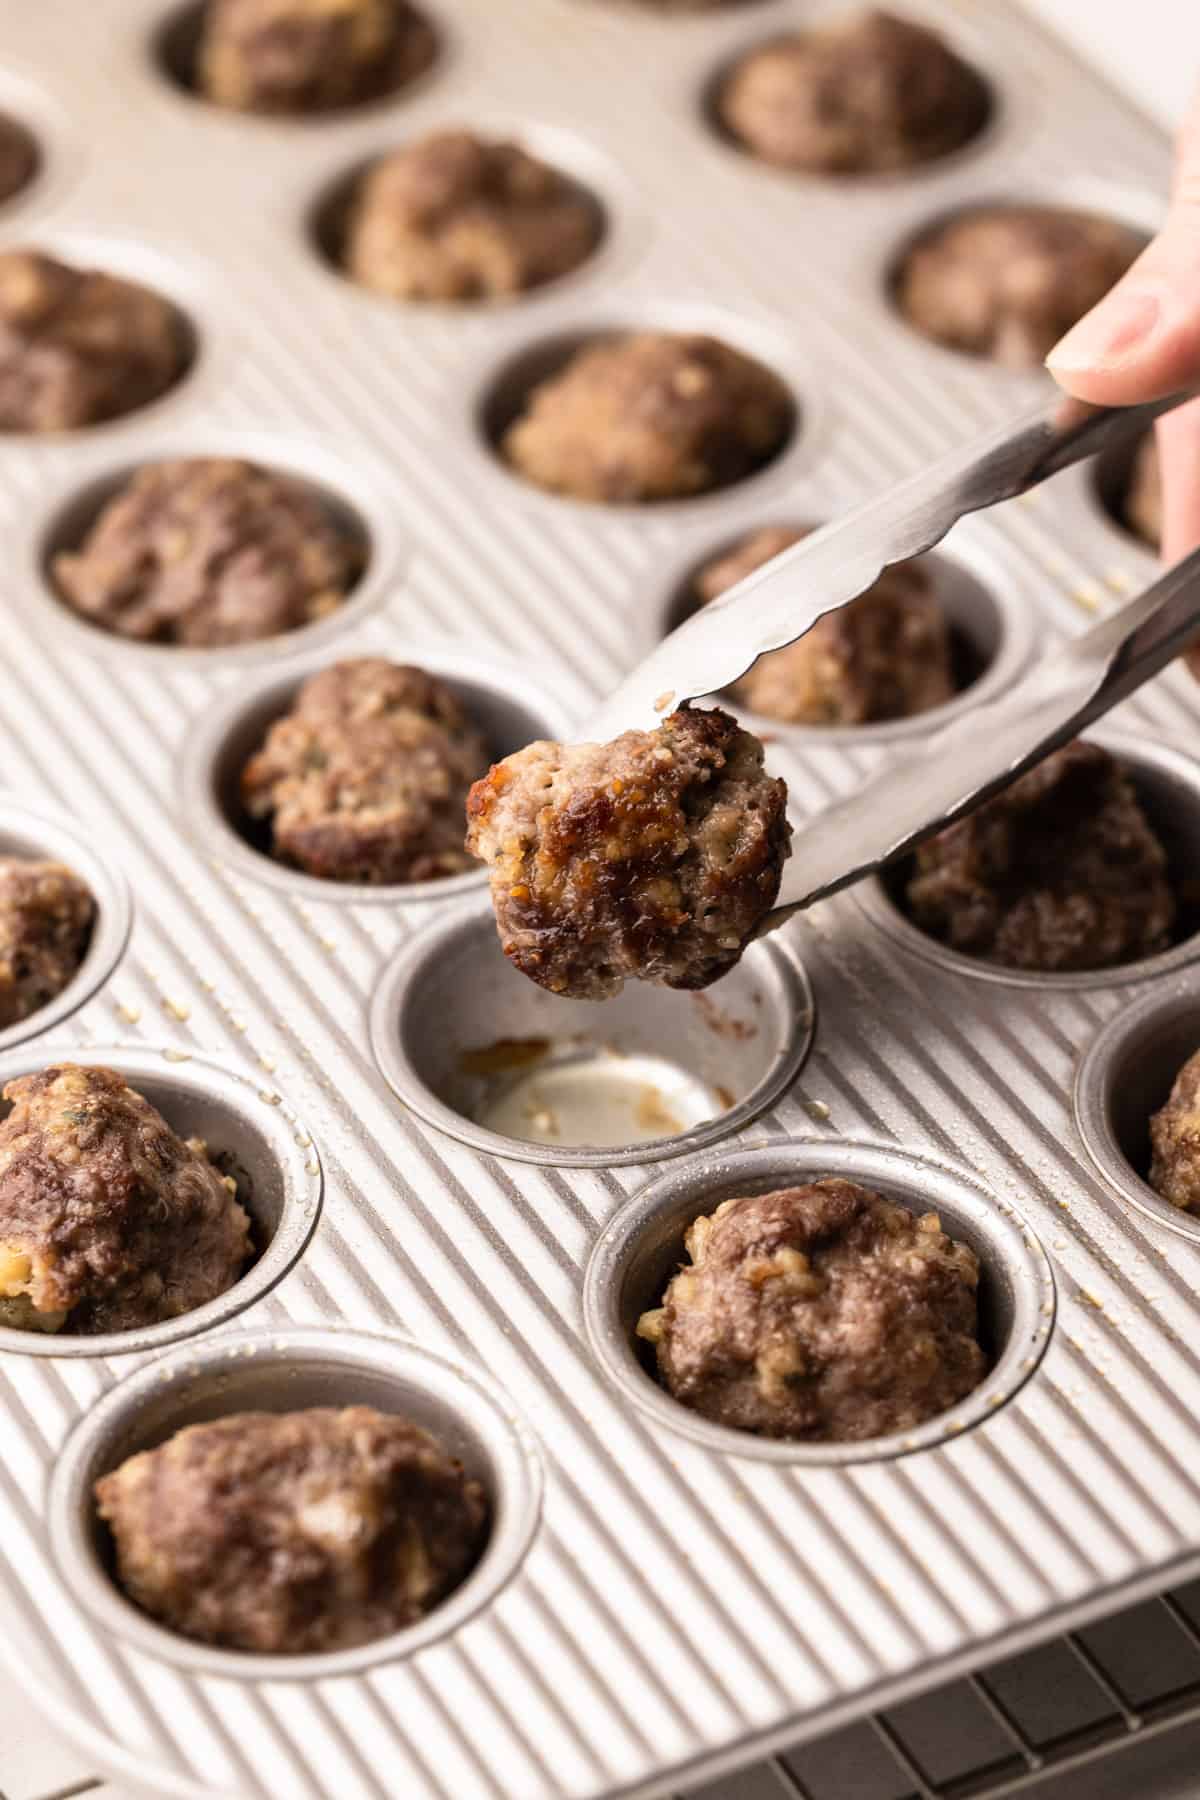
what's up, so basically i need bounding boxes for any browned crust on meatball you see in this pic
[95,1405,489,1654]
[466,706,791,999]
[638,1180,986,1441]
[895,206,1144,369]
[1150,1049,1200,1213]
[198,0,437,113]
[0,859,94,1031]
[52,458,365,648]
[0,1064,251,1335]
[696,526,956,724]
[0,251,187,434]
[0,114,37,209]
[718,10,989,175]
[242,658,489,885]
[905,741,1176,972]
[1123,432,1161,552]
[501,332,793,504]
[344,130,602,302]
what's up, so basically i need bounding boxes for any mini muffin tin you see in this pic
[0,2,1196,1798]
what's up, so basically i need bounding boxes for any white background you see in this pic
[1029,0,1197,130]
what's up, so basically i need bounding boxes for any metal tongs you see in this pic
[585,388,1200,932]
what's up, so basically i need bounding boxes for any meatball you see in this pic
[0,859,94,1031]
[242,658,489,884]
[52,459,365,648]
[0,1064,251,1335]
[895,206,1144,369]
[905,740,1176,971]
[718,10,989,175]
[197,0,437,113]
[500,331,793,503]
[0,250,187,434]
[343,130,602,303]
[1149,1049,1200,1212]
[695,526,956,724]
[466,706,791,999]
[0,114,37,208]
[638,1180,986,1441]
[1123,432,1161,551]
[95,1406,488,1654]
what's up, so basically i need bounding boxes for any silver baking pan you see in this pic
[0,1,1196,1797]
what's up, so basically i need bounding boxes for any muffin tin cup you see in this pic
[369,895,815,1168]
[875,178,1164,377]
[0,227,215,444]
[148,0,453,124]
[0,1044,322,1357]
[696,0,1016,192]
[1074,983,1200,1245]
[178,643,576,906]
[856,729,1200,991]
[0,798,132,1052]
[26,428,405,669]
[582,1138,1056,1466]
[47,1324,544,1681]
[648,517,1037,748]
[467,297,829,525]
[307,113,651,318]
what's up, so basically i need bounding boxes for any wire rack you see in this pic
[8,1583,1200,1800]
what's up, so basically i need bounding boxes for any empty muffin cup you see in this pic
[583,1138,1055,1464]
[1074,984,1200,1244]
[0,798,132,1052]
[0,1045,322,1356]
[48,1325,542,1679]
[858,731,1200,990]
[654,527,1035,743]
[35,437,390,664]
[369,895,814,1167]
[179,645,574,903]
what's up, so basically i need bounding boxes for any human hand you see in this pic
[1047,86,1200,566]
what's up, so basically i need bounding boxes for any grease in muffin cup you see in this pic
[369,893,815,1168]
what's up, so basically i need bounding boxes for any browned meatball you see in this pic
[1149,1049,1200,1212]
[0,860,94,1031]
[718,10,989,175]
[695,526,956,724]
[197,0,437,113]
[1123,432,1161,551]
[344,131,601,302]
[95,1406,488,1654]
[0,1065,251,1335]
[242,658,488,884]
[638,1180,985,1440]
[501,332,793,503]
[0,251,187,434]
[52,459,365,648]
[896,206,1143,369]
[905,741,1176,971]
[0,114,37,208]
[466,706,791,999]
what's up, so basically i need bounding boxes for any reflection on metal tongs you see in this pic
[585,386,1200,932]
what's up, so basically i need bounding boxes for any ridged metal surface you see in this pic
[0,1,1193,1796]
